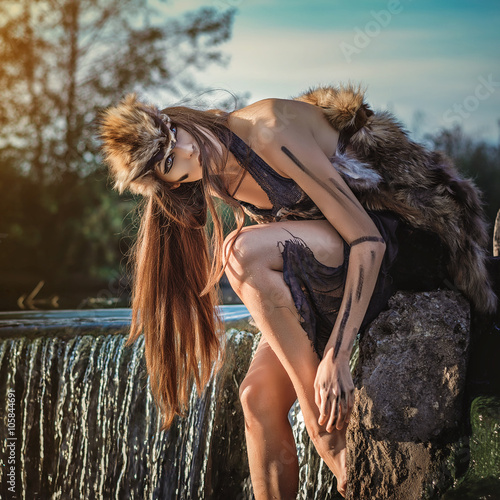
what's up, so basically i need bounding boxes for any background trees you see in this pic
[427,125,500,227]
[0,0,236,309]
[0,0,498,310]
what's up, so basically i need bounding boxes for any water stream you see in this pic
[0,307,254,499]
[0,307,498,499]
[0,308,341,500]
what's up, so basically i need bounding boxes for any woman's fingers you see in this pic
[326,394,340,432]
[334,395,343,431]
[318,388,330,426]
[336,390,348,430]
[315,361,355,431]
[322,388,355,432]
[315,385,322,409]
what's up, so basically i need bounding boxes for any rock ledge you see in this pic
[347,290,470,500]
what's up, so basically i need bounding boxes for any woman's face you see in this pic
[155,123,202,187]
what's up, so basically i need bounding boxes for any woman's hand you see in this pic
[314,350,355,432]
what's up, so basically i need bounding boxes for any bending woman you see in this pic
[99,86,495,499]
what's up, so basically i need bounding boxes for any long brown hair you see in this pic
[124,106,246,430]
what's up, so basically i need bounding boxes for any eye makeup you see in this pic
[158,153,175,175]
[169,124,177,146]
[157,124,178,175]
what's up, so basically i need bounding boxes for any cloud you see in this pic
[187,24,499,139]
[146,2,499,141]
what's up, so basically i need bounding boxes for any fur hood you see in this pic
[295,84,497,314]
[99,94,176,197]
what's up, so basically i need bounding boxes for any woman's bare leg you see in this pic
[225,220,349,498]
[239,337,299,498]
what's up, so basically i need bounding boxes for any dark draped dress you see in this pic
[227,131,451,358]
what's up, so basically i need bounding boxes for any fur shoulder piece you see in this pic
[295,83,373,132]
[294,84,497,314]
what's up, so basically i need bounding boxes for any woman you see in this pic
[99,86,495,499]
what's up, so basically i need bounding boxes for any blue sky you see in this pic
[161,0,500,141]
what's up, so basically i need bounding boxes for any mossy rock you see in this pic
[443,396,500,499]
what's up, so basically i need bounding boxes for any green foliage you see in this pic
[0,1,498,307]
[0,0,235,305]
[442,396,500,499]
[0,160,135,279]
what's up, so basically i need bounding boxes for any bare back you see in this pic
[225,99,340,209]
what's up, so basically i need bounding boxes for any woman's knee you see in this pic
[224,229,254,276]
[224,221,345,284]
[239,372,294,428]
[223,227,282,287]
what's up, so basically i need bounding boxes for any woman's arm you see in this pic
[260,116,386,432]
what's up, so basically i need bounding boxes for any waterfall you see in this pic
[0,307,341,499]
[4,301,496,499]
[0,308,263,499]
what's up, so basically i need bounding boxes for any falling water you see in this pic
[3,307,497,499]
[0,308,252,499]
[0,308,342,500]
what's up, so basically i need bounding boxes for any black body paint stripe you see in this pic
[334,292,352,359]
[350,236,385,247]
[370,250,376,264]
[356,266,364,302]
[327,176,360,207]
[281,146,364,214]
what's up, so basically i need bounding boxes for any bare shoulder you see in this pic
[231,98,338,165]
[234,98,323,129]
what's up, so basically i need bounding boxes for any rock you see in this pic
[346,290,470,500]
[441,396,500,499]
[466,396,500,480]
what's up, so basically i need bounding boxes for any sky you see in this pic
[161,0,500,142]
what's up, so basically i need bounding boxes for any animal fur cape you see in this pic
[295,84,497,314]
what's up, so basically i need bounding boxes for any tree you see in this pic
[0,0,235,176]
[426,125,500,229]
[0,0,235,307]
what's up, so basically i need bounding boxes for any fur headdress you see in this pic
[296,83,497,314]
[99,94,176,197]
